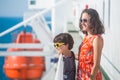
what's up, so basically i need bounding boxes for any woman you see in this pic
[76,8,105,80]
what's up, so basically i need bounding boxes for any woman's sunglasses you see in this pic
[54,43,64,48]
[80,19,88,23]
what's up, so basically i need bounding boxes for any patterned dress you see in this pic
[77,35,102,80]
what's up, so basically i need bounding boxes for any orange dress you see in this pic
[77,35,102,80]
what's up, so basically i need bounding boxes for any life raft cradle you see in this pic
[4,32,45,80]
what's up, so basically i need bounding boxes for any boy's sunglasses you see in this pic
[80,19,88,23]
[54,43,64,48]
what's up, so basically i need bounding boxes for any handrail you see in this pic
[0,51,53,56]
[0,43,44,48]
[0,0,69,37]
[102,53,120,75]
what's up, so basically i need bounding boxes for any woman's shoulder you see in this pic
[93,35,104,47]
[94,34,103,41]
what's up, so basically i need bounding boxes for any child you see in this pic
[53,33,76,80]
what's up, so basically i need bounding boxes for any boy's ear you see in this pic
[66,44,69,49]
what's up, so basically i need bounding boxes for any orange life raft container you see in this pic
[4,32,45,80]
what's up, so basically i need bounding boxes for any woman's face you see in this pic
[80,12,91,32]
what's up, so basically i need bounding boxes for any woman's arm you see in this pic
[90,36,103,80]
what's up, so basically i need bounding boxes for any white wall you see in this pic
[52,0,73,37]
[28,0,54,9]
[102,0,120,79]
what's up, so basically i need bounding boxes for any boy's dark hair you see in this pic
[53,33,74,50]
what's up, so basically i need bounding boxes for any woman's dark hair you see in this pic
[53,33,74,50]
[79,8,105,35]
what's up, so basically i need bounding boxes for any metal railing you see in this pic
[0,0,69,57]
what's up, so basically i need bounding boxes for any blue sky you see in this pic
[0,0,28,17]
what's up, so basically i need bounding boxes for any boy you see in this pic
[53,33,76,80]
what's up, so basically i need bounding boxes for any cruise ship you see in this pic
[0,0,120,80]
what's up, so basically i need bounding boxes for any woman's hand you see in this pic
[75,53,78,60]
[90,74,95,80]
